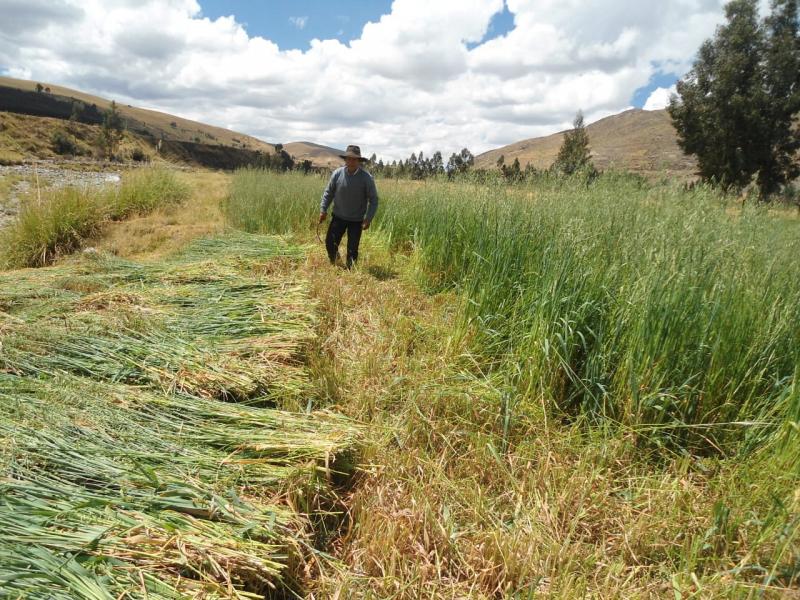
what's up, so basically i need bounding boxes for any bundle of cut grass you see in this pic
[0,234,314,403]
[0,233,360,598]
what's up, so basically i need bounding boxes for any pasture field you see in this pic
[1,166,798,598]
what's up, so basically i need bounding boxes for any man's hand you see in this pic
[319,212,327,223]
[362,219,371,231]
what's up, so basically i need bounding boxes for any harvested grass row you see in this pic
[1,234,314,402]
[0,233,361,598]
[0,167,189,268]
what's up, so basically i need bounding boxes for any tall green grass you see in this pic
[226,169,800,452]
[0,168,189,268]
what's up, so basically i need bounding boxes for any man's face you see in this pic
[345,157,360,172]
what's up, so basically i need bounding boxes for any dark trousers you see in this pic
[326,214,363,267]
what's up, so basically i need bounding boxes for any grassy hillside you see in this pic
[475,108,698,179]
[0,77,287,169]
[0,76,274,152]
[284,141,344,169]
[0,111,152,164]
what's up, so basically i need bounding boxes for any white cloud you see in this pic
[643,85,677,111]
[289,16,308,30]
[0,0,730,160]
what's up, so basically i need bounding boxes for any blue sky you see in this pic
[199,1,395,51]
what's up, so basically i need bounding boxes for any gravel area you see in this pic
[0,162,121,229]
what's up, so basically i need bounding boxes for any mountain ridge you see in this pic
[474,108,697,179]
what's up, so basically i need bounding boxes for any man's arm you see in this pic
[363,176,379,228]
[319,170,339,217]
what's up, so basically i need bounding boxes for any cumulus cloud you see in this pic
[0,0,729,160]
[643,85,677,111]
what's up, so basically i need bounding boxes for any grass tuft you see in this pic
[0,167,189,268]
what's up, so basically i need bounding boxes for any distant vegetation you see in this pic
[358,112,595,183]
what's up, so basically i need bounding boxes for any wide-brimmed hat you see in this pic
[339,144,369,162]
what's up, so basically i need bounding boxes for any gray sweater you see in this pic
[319,166,379,222]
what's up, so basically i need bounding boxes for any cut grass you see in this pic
[0,233,361,598]
[0,167,189,268]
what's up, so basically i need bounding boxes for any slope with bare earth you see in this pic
[475,108,698,180]
[284,141,345,169]
[0,76,274,151]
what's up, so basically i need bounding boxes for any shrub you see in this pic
[50,130,77,155]
[130,148,149,163]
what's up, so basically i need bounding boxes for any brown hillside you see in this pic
[0,76,274,154]
[475,109,697,180]
[0,111,151,163]
[284,142,344,169]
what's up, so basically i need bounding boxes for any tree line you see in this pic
[367,112,594,183]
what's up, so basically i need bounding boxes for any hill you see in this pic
[475,108,697,179]
[284,141,344,169]
[0,76,277,168]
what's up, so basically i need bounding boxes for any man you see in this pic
[319,145,379,269]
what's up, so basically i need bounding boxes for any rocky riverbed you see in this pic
[0,162,121,228]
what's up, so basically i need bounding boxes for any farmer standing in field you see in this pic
[318,145,378,269]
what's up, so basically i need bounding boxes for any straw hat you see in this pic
[339,144,369,162]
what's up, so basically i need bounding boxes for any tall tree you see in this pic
[669,0,800,196]
[553,111,593,175]
[431,151,444,175]
[459,148,474,171]
[760,0,800,194]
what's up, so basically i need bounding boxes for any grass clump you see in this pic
[106,166,189,220]
[0,167,189,268]
[0,186,104,268]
